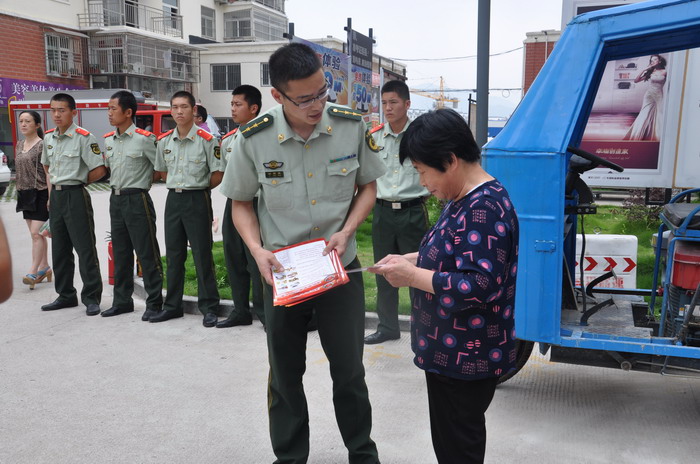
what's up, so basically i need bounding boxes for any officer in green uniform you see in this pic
[101,90,163,321]
[40,93,107,316]
[365,80,429,345]
[220,43,385,464]
[152,90,223,327]
[217,84,265,328]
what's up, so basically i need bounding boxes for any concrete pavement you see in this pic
[1,184,700,463]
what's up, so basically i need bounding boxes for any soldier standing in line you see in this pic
[151,90,224,327]
[40,93,106,316]
[217,84,266,328]
[364,80,429,345]
[220,43,384,464]
[100,90,163,321]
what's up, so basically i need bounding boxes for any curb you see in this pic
[132,277,411,332]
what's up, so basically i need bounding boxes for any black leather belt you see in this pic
[376,197,425,210]
[53,184,84,191]
[168,188,207,193]
[112,188,147,196]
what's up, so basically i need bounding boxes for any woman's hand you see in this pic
[370,255,418,288]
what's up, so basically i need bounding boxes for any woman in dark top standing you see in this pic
[15,110,51,289]
[372,109,519,464]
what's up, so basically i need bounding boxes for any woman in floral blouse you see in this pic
[372,109,519,464]
[15,110,51,289]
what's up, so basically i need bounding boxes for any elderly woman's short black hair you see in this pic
[399,108,481,172]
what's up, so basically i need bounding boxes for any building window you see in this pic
[224,10,252,40]
[211,64,241,91]
[163,0,179,29]
[255,0,285,13]
[215,117,234,133]
[260,62,270,86]
[45,32,84,78]
[252,10,286,41]
[201,6,215,40]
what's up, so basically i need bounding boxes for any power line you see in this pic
[389,46,523,62]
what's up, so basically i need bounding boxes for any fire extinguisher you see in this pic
[107,238,114,286]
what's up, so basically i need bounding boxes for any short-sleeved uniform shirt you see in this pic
[154,125,222,189]
[219,103,387,267]
[373,120,428,201]
[41,123,104,185]
[104,124,157,190]
[220,128,238,167]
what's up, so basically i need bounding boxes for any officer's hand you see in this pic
[371,256,417,288]
[252,248,283,285]
[324,230,351,257]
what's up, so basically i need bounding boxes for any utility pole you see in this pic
[476,0,490,147]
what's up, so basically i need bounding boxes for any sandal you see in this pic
[23,273,38,290]
[36,266,52,283]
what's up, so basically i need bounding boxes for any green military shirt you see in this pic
[41,123,104,185]
[220,128,239,168]
[104,124,157,190]
[154,124,222,189]
[373,120,428,201]
[219,103,387,267]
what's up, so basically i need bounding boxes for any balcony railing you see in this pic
[78,2,183,38]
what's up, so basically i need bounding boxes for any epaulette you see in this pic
[157,129,174,141]
[196,128,214,142]
[240,114,274,139]
[221,128,238,140]
[75,127,91,137]
[327,105,362,121]
[45,128,56,134]
[369,123,384,134]
[103,131,115,138]
[135,128,154,137]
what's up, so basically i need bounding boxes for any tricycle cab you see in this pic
[484,0,700,375]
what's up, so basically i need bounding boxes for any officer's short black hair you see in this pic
[110,90,138,118]
[196,105,208,120]
[381,80,410,101]
[400,108,480,172]
[233,85,263,116]
[51,93,76,111]
[269,43,321,92]
[170,90,196,107]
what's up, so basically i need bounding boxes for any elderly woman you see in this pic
[372,108,519,464]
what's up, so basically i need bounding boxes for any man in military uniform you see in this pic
[152,90,223,327]
[220,43,385,464]
[217,84,265,328]
[365,80,429,345]
[101,90,163,321]
[40,93,106,316]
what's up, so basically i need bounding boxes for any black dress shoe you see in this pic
[141,308,160,322]
[149,310,183,323]
[41,299,78,311]
[216,311,253,328]
[86,304,101,316]
[203,312,218,328]
[364,331,400,345]
[101,306,134,317]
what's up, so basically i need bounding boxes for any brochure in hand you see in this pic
[272,238,349,307]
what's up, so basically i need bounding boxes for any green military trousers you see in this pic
[162,189,219,315]
[109,190,163,311]
[264,257,379,464]
[223,197,264,324]
[49,186,102,305]
[372,201,429,336]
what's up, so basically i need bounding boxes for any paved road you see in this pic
[1,185,699,463]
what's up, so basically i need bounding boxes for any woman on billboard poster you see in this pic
[624,54,668,141]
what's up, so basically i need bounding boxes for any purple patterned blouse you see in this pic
[412,179,519,380]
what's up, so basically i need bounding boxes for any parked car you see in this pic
[0,148,11,197]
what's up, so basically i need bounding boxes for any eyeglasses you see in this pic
[279,86,330,109]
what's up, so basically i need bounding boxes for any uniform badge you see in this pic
[264,160,284,170]
[265,171,284,178]
[214,146,221,159]
[106,146,112,151]
[47,145,53,150]
[164,149,172,154]
[365,130,380,153]
[90,143,101,155]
